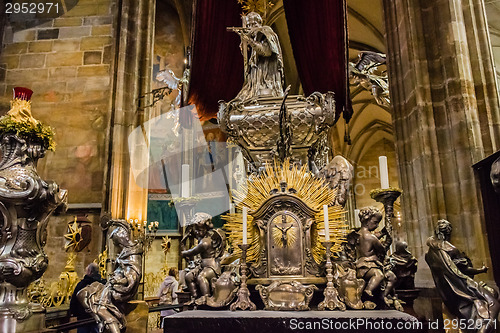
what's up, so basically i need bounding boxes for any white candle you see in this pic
[181,164,190,197]
[242,207,248,244]
[379,156,389,189]
[323,205,330,241]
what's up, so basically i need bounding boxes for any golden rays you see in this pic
[223,159,347,265]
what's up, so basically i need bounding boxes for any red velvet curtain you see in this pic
[187,0,243,121]
[283,0,352,122]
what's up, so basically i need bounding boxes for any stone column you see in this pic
[104,0,155,220]
[382,0,500,285]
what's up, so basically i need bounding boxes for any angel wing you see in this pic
[211,228,226,259]
[156,69,180,90]
[349,51,390,106]
[319,155,353,207]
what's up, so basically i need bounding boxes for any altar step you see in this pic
[163,310,426,333]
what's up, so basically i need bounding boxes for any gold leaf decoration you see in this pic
[64,217,82,251]
[0,98,56,151]
[161,236,172,255]
[223,159,348,265]
[237,0,274,16]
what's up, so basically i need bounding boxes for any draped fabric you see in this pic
[283,0,352,122]
[187,0,243,120]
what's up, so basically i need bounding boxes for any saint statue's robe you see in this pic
[236,26,284,101]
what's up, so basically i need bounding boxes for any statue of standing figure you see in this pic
[318,155,354,207]
[426,219,500,333]
[230,12,284,101]
[77,219,143,333]
[181,213,225,304]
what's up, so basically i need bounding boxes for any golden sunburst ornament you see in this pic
[64,217,82,251]
[161,236,171,255]
[237,0,274,16]
[223,159,348,265]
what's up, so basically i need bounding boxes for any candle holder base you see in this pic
[230,285,256,311]
[230,244,256,311]
[318,242,345,311]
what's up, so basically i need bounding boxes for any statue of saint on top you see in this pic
[230,12,284,102]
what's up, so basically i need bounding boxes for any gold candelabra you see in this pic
[127,218,160,301]
[127,219,160,251]
[230,244,256,311]
[318,241,345,311]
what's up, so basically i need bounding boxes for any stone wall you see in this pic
[0,0,117,280]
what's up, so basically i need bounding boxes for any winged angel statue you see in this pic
[349,51,389,106]
[155,68,189,109]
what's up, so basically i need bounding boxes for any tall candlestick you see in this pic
[379,156,389,189]
[242,207,248,244]
[181,164,190,197]
[323,205,330,241]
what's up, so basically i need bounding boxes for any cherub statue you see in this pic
[155,67,189,109]
[426,219,500,333]
[182,213,225,304]
[355,207,397,308]
[77,219,143,333]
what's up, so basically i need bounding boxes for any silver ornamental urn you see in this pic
[0,87,67,332]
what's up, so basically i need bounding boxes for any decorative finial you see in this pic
[7,86,38,127]
[13,87,33,101]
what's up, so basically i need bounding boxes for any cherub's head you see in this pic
[359,207,382,231]
[394,241,411,255]
[206,132,215,142]
[190,212,213,238]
